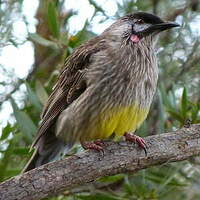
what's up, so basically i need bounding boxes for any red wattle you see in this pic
[131,34,140,43]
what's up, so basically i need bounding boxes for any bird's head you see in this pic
[104,12,179,46]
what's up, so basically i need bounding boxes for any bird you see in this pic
[23,12,179,172]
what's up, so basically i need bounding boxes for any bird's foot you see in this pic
[81,140,104,153]
[93,140,105,147]
[124,132,147,155]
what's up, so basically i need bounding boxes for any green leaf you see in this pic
[158,166,187,192]
[123,175,134,195]
[29,33,59,49]
[159,84,174,110]
[77,193,122,200]
[167,109,183,123]
[10,99,37,142]
[47,1,60,38]
[13,147,30,155]
[88,0,106,15]
[99,174,125,183]
[69,21,96,48]
[0,141,13,181]
[181,87,188,119]
[168,89,177,109]
[157,90,165,133]
[0,123,12,141]
[26,82,42,112]
[2,169,21,179]
[35,80,49,105]
[191,103,200,123]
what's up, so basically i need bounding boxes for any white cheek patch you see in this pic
[134,23,151,33]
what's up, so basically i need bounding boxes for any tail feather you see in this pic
[22,148,40,173]
[22,134,73,173]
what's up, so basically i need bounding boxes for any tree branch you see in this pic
[0,124,200,200]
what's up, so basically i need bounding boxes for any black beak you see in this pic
[138,22,180,37]
[150,22,180,32]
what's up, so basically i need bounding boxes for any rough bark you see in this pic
[0,124,200,200]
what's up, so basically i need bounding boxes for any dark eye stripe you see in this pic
[131,24,136,34]
[132,24,134,32]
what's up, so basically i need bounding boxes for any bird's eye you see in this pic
[135,19,144,24]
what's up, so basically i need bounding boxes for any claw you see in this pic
[94,140,104,147]
[124,132,147,155]
[81,141,104,155]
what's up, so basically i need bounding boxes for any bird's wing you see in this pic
[32,37,106,147]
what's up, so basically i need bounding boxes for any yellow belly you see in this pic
[84,104,149,141]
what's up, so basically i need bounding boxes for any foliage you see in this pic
[0,0,200,199]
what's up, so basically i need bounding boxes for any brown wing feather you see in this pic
[31,36,106,148]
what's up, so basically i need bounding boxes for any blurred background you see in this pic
[0,0,200,199]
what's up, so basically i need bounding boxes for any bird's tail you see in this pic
[22,133,73,173]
